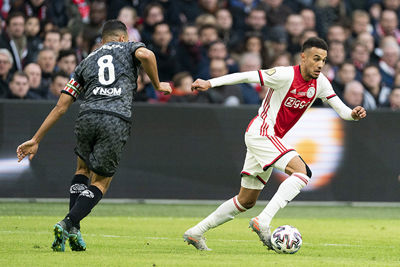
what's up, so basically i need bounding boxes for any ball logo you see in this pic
[307,87,315,98]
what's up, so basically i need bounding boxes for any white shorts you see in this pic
[241,132,298,190]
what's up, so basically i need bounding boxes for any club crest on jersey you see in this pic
[307,87,315,98]
[265,68,276,76]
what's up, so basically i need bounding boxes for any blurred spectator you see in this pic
[389,87,400,110]
[24,62,44,96]
[57,50,77,77]
[7,71,40,99]
[326,23,347,44]
[0,49,13,98]
[168,71,218,103]
[265,25,288,60]
[84,0,107,36]
[176,24,202,76]
[198,40,238,79]
[198,24,219,53]
[60,28,73,51]
[43,30,62,56]
[141,2,165,44]
[25,16,41,39]
[37,48,56,93]
[198,0,220,15]
[117,6,141,42]
[11,0,69,28]
[46,71,69,99]
[208,59,244,105]
[236,32,270,68]
[243,8,269,39]
[195,13,217,28]
[0,12,34,72]
[357,31,378,64]
[285,14,305,55]
[215,8,241,50]
[25,16,42,61]
[228,0,260,30]
[168,71,202,103]
[332,62,356,100]
[351,41,370,80]
[325,41,346,80]
[299,29,318,46]
[378,36,399,87]
[343,80,376,110]
[262,0,293,27]
[176,0,201,24]
[300,8,316,31]
[351,10,370,39]
[270,52,291,67]
[362,64,392,107]
[147,22,178,81]
[373,9,400,45]
[237,52,262,104]
[134,68,157,102]
[314,0,347,38]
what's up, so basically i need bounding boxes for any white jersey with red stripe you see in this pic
[247,65,336,138]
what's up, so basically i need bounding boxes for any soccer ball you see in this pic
[270,225,302,254]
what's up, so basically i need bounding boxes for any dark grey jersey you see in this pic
[62,41,146,121]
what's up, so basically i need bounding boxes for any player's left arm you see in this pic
[16,93,74,162]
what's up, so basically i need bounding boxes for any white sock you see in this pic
[257,173,310,229]
[189,195,247,235]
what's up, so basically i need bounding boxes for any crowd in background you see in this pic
[0,0,399,111]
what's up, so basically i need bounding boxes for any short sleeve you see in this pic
[317,74,337,102]
[131,42,146,56]
[258,66,294,90]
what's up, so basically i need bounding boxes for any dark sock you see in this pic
[69,174,89,229]
[67,185,103,227]
[69,174,90,210]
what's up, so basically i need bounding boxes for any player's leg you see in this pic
[69,157,91,222]
[184,148,266,250]
[184,188,260,251]
[256,155,310,231]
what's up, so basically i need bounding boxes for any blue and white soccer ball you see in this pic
[271,225,302,254]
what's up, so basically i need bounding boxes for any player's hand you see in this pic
[192,79,211,91]
[157,82,172,95]
[16,139,39,162]
[351,106,367,120]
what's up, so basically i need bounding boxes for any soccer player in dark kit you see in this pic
[16,20,172,252]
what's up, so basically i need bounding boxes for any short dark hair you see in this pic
[101,19,127,38]
[57,49,77,62]
[301,37,328,52]
[12,71,29,82]
[51,71,70,82]
[6,11,25,25]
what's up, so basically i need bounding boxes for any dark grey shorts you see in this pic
[74,112,131,177]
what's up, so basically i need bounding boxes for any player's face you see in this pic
[301,47,327,80]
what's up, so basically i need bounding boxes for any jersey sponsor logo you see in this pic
[93,86,122,96]
[284,97,311,109]
[307,87,315,98]
[265,68,276,76]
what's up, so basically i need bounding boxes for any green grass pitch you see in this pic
[1,202,400,266]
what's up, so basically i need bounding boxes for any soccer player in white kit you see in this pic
[183,37,367,251]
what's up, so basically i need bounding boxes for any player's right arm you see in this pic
[16,93,74,162]
[192,67,290,91]
[135,47,171,95]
